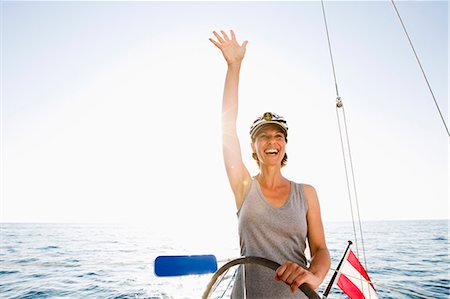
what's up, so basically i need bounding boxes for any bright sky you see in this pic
[1,1,448,237]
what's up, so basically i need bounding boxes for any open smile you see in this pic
[264,149,279,156]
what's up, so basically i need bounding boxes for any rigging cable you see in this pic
[319,0,369,276]
[391,0,449,137]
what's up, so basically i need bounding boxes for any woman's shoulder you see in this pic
[301,184,320,211]
[302,183,316,193]
[290,180,316,192]
[291,182,318,203]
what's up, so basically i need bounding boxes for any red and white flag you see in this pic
[337,249,379,299]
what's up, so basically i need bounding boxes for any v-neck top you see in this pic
[254,178,294,209]
[232,177,309,298]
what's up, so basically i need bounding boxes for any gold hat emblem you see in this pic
[263,112,273,121]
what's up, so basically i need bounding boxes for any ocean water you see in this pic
[0,220,448,299]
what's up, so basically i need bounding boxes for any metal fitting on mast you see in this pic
[336,96,343,108]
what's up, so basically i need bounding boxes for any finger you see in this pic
[275,263,288,280]
[209,38,222,49]
[291,283,299,293]
[230,30,236,40]
[242,40,249,48]
[213,31,225,44]
[278,264,296,282]
[291,276,307,293]
[221,30,230,41]
[285,267,302,285]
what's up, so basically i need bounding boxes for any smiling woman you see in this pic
[209,30,331,298]
[250,113,289,168]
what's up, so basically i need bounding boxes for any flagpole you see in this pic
[322,240,352,299]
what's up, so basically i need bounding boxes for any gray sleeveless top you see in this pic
[231,178,309,299]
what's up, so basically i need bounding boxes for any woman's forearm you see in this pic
[222,62,242,127]
[308,248,331,288]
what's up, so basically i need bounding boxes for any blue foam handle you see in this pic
[154,255,218,276]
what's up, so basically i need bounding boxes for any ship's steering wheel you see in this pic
[202,256,320,299]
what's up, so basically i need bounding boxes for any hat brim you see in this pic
[250,122,288,139]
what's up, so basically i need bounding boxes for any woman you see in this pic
[209,30,330,298]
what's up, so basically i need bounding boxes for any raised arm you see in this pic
[209,30,251,209]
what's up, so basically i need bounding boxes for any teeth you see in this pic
[265,149,278,154]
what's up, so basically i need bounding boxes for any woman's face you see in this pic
[251,125,287,167]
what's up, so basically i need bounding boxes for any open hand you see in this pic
[275,261,321,293]
[209,30,248,66]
